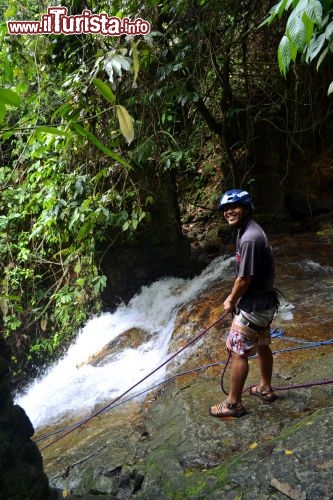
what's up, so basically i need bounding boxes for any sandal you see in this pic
[209,400,247,418]
[249,385,276,403]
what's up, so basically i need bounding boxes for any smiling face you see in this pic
[223,203,250,226]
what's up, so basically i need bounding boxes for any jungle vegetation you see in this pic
[0,0,332,388]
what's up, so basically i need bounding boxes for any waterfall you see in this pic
[16,256,235,429]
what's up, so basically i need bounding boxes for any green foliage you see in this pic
[0,0,153,384]
[263,0,333,93]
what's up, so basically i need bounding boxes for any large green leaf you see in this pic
[328,81,333,95]
[302,11,314,45]
[0,104,6,124]
[0,215,8,229]
[287,15,306,50]
[132,41,140,88]
[0,88,20,107]
[35,126,70,137]
[278,35,292,76]
[306,33,326,62]
[70,121,131,168]
[278,0,289,18]
[261,0,296,26]
[116,105,134,145]
[262,0,286,25]
[316,46,329,69]
[293,0,309,16]
[305,0,323,25]
[325,20,333,40]
[92,78,115,104]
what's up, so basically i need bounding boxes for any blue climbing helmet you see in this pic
[217,189,254,211]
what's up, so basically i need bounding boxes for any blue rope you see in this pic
[271,326,333,346]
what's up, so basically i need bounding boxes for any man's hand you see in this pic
[223,295,236,313]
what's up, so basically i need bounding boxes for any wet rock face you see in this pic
[0,337,50,500]
[76,327,153,368]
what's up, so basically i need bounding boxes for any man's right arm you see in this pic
[223,275,253,312]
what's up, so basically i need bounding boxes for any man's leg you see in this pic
[209,351,248,417]
[227,352,249,404]
[250,344,276,402]
[257,344,273,391]
[210,321,253,417]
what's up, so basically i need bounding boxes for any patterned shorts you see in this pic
[226,315,271,357]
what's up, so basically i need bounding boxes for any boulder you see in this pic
[0,338,50,499]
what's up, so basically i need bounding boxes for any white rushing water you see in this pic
[16,256,236,429]
[16,252,299,429]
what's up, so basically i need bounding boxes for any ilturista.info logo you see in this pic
[7,7,151,36]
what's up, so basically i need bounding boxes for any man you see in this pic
[210,189,279,418]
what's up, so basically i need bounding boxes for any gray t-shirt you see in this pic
[236,218,278,313]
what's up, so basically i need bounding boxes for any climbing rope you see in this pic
[36,316,333,450]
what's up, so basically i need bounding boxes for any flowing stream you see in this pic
[16,256,236,429]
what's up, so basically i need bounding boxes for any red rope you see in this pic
[272,378,333,391]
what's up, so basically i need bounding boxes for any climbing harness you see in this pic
[36,316,333,451]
